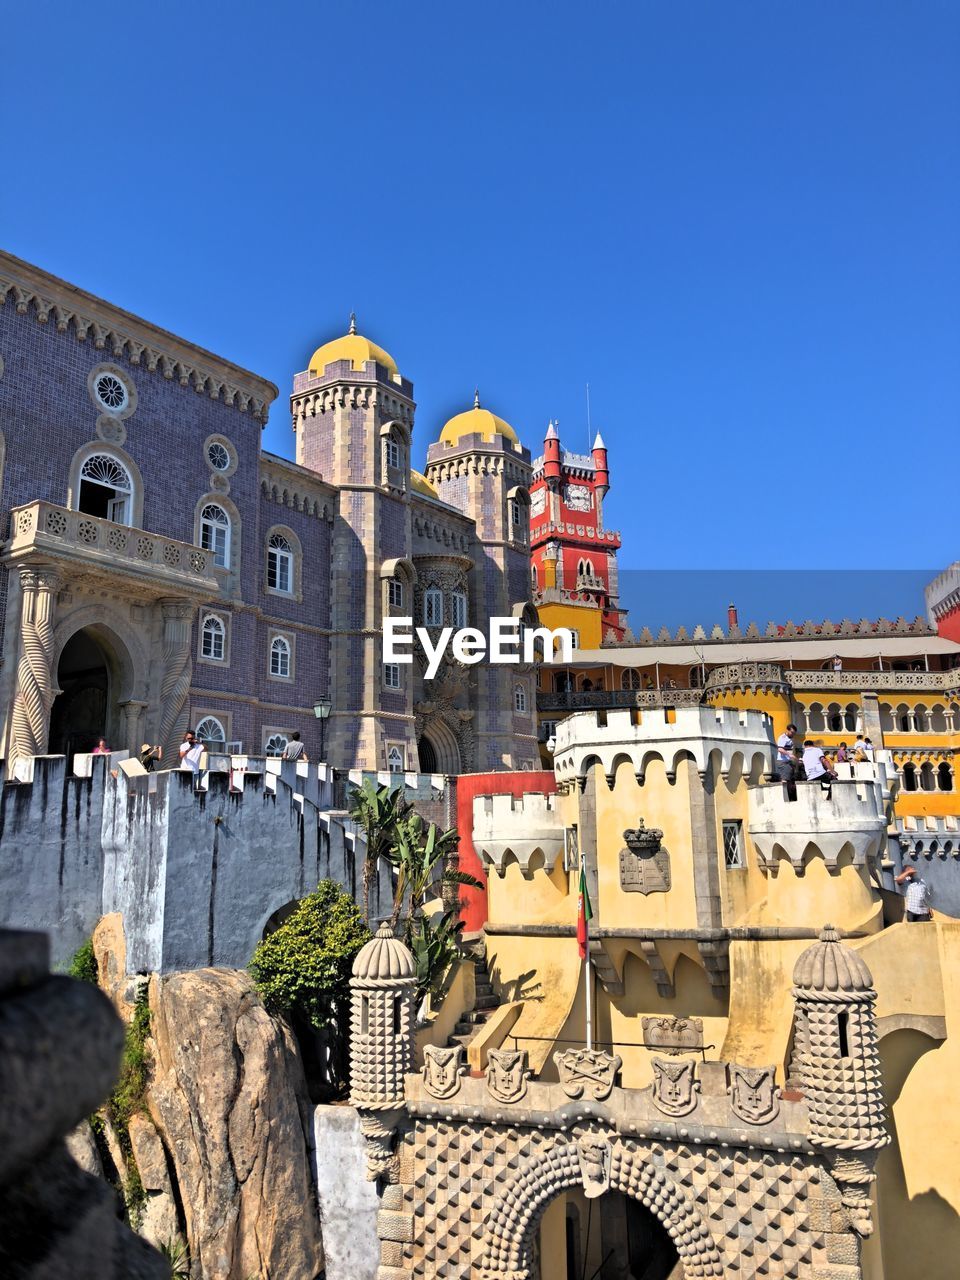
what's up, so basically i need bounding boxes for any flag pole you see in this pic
[581,850,593,1051]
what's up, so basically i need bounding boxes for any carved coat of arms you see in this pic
[729,1064,780,1124]
[486,1048,531,1104]
[576,1136,612,1199]
[619,822,671,894]
[554,1048,622,1101]
[651,1056,700,1116]
[422,1044,465,1099]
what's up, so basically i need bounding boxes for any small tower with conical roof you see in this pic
[792,925,889,1240]
[350,922,417,1181]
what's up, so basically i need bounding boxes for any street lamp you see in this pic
[313,695,332,763]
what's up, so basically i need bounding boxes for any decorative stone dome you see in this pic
[793,924,874,994]
[439,390,519,447]
[352,921,416,981]
[308,314,398,378]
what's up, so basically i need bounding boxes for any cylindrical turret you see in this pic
[350,922,417,1110]
[591,431,609,500]
[543,420,561,484]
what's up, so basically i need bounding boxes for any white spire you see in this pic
[592,431,606,450]
[545,419,559,441]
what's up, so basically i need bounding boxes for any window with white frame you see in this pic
[510,499,524,538]
[196,716,226,745]
[541,720,558,743]
[267,532,294,593]
[451,590,468,628]
[201,614,225,661]
[514,683,527,713]
[388,578,403,609]
[78,453,133,524]
[423,586,443,626]
[722,819,745,868]
[385,438,401,469]
[265,733,288,757]
[270,635,291,678]
[200,503,230,568]
[387,744,404,772]
[384,663,401,689]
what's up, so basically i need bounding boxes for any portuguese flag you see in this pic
[577,864,593,960]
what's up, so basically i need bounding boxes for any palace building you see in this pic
[0,251,538,776]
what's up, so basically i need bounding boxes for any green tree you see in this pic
[347,779,412,921]
[249,882,370,1033]
[68,936,98,984]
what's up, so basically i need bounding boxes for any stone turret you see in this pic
[791,925,889,1241]
[350,922,417,1182]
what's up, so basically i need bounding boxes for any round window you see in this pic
[94,372,128,412]
[208,442,231,471]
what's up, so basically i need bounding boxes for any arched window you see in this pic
[938,762,953,792]
[264,733,288,757]
[531,564,538,588]
[827,703,843,733]
[844,705,858,733]
[270,635,291,678]
[514,683,527,713]
[920,762,936,792]
[621,669,641,690]
[554,671,573,693]
[201,614,225,661]
[902,762,918,791]
[384,437,401,470]
[200,503,230,568]
[388,577,403,608]
[78,453,133,524]
[451,590,468,628]
[267,532,293,593]
[423,586,443,626]
[196,716,226,745]
[690,666,706,689]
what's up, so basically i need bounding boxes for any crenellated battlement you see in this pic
[553,704,776,787]
[472,791,563,877]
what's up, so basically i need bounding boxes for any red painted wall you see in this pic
[937,605,960,644]
[455,770,557,933]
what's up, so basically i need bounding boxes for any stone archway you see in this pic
[479,1138,724,1280]
[49,619,140,760]
[417,715,462,774]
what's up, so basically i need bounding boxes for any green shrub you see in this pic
[68,937,98,985]
[249,881,370,1032]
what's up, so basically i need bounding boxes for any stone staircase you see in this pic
[448,947,501,1050]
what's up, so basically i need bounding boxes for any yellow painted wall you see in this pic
[537,599,604,650]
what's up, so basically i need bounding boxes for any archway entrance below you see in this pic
[49,629,116,761]
[417,720,461,774]
[540,1187,679,1280]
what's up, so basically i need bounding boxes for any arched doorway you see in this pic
[540,1186,679,1279]
[49,627,125,761]
[417,719,461,774]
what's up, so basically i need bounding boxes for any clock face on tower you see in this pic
[564,483,592,512]
[530,487,546,518]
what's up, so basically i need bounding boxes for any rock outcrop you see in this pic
[0,928,167,1280]
[146,967,325,1280]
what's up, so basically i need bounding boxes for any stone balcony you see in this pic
[538,687,703,713]
[748,774,889,874]
[786,667,959,693]
[4,501,219,599]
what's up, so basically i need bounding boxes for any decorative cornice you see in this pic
[259,453,334,520]
[0,250,277,424]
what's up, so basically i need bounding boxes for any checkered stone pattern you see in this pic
[350,982,415,1109]
[798,1001,887,1149]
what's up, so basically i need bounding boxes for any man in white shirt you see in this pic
[776,724,798,783]
[895,865,932,922]
[802,740,837,783]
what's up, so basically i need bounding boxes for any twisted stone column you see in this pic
[157,599,196,763]
[10,568,61,764]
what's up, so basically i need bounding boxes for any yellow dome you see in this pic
[439,392,519,447]
[410,469,438,499]
[308,315,398,378]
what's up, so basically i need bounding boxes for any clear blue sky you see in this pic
[4,2,957,625]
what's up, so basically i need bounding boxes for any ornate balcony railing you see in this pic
[704,662,790,692]
[538,688,703,711]
[6,501,219,596]
[785,668,960,693]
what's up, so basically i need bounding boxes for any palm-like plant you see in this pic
[347,779,412,922]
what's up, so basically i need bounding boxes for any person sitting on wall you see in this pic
[862,737,875,760]
[92,738,111,755]
[895,864,933,923]
[852,734,867,761]
[282,732,308,763]
[836,742,849,763]
[139,742,162,771]
[776,723,798,783]
[802,740,838,795]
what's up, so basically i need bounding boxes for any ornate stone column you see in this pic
[10,567,62,763]
[157,599,196,763]
[120,700,148,755]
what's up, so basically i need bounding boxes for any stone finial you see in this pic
[351,922,415,982]
[348,311,357,335]
[793,925,874,994]
[474,387,481,409]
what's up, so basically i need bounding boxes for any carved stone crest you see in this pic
[422,1044,466,1099]
[554,1048,622,1101]
[576,1135,612,1199]
[728,1064,780,1124]
[641,1015,703,1055]
[486,1048,531,1103]
[651,1056,700,1116]
[619,822,671,894]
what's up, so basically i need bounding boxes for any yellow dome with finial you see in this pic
[409,470,438,499]
[439,390,519,447]
[308,314,398,378]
